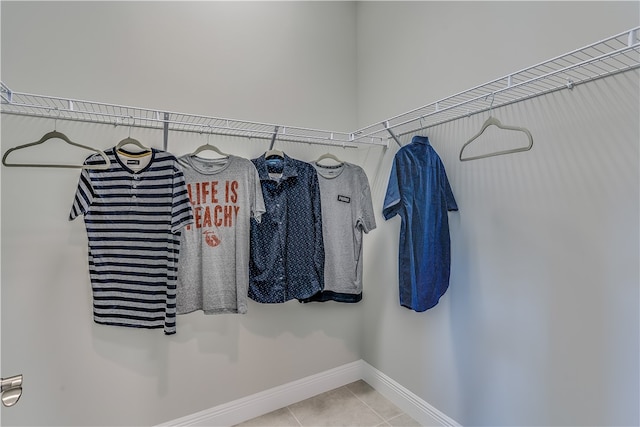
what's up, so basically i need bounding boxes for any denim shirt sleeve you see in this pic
[438,158,458,211]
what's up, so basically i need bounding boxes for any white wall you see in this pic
[357,2,639,426]
[2,2,639,426]
[0,2,368,426]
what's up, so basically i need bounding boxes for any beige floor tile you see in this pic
[233,407,300,427]
[288,386,384,427]
[387,413,421,427]
[345,380,403,421]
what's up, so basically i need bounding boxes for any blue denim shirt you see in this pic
[383,136,458,312]
[249,154,324,303]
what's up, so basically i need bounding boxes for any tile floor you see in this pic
[234,380,421,427]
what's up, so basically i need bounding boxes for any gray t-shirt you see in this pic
[176,154,265,314]
[307,161,376,301]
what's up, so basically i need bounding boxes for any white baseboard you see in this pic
[157,359,460,427]
[156,360,363,427]
[360,361,461,427]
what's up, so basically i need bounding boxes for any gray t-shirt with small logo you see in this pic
[176,154,265,314]
[307,162,376,302]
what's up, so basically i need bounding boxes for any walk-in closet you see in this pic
[1,2,638,426]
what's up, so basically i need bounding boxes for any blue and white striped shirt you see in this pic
[70,147,193,334]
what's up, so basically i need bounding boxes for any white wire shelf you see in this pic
[2,27,639,149]
[0,83,384,149]
[352,26,640,145]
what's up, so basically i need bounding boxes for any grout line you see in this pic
[385,413,406,424]
[286,405,303,427]
[344,383,392,424]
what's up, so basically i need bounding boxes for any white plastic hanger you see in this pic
[315,152,343,165]
[265,148,284,159]
[191,126,228,159]
[459,94,533,161]
[191,143,228,158]
[265,126,284,159]
[115,116,150,155]
[116,137,149,153]
[2,113,110,169]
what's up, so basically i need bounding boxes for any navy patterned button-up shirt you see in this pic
[249,154,324,303]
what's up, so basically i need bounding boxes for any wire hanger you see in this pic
[2,110,110,170]
[115,116,150,155]
[191,125,228,159]
[459,93,533,161]
[265,126,284,159]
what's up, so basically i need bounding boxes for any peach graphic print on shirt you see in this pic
[185,180,240,247]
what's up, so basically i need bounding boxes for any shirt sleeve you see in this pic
[251,164,266,223]
[382,154,402,220]
[310,167,325,286]
[69,168,94,220]
[357,168,377,233]
[439,160,458,211]
[171,165,195,233]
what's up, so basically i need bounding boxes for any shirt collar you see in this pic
[411,135,430,145]
[255,153,299,181]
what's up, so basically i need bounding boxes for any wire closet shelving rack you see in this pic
[1,27,639,150]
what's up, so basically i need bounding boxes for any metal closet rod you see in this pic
[1,27,639,149]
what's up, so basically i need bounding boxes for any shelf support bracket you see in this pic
[1,82,12,104]
[269,125,280,150]
[384,121,402,147]
[163,112,170,151]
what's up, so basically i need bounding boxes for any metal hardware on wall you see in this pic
[1,374,23,407]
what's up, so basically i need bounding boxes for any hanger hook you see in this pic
[419,115,425,132]
[485,93,495,116]
[128,115,135,138]
[198,124,213,145]
[52,107,61,131]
